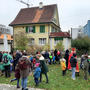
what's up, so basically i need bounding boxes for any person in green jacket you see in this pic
[2,52,11,77]
[39,54,49,83]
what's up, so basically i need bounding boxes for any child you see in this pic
[60,58,66,76]
[49,54,52,64]
[10,64,20,88]
[33,63,41,86]
[53,56,55,64]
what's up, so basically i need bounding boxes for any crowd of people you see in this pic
[0,48,90,90]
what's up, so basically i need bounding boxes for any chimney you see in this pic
[39,2,43,9]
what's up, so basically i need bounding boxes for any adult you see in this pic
[70,53,77,80]
[3,52,11,77]
[64,49,69,70]
[13,50,22,71]
[18,54,31,90]
[44,51,49,64]
[68,50,74,70]
[82,55,89,80]
[39,54,49,83]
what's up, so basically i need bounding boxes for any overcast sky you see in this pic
[0,0,90,31]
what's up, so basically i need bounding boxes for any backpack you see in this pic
[18,59,28,70]
[3,55,8,64]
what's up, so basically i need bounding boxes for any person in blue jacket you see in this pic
[33,63,41,86]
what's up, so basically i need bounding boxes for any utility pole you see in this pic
[16,0,30,8]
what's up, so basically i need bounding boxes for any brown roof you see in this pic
[49,32,70,38]
[9,4,57,26]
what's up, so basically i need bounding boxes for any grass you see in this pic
[0,64,90,90]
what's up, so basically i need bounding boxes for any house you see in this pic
[49,32,71,50]
[9,3,71,50]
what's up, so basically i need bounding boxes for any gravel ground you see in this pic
[0,84,44,90]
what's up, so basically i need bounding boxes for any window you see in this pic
[39,38,46,45]
[54,37,63,45]
[29,38,35,45]
[40,25,45,33]
[26,26,35,33]
[51,27,55,32]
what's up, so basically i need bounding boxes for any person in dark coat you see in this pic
[13,51,22,71]
[82,55,89,80]
[44,51,49,64]
[54,49,59,62]
[10,64,20,88]
[64,49,69,70]
[39,54,49,83]
[70,53,77,80]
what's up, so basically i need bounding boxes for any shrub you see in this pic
[71,36,90,55]
[55,41,64,51]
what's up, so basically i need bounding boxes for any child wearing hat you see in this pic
[33,63,41,86]
[60,58,66,76]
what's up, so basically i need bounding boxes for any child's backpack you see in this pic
[18,59,28,70]
[3,55,8,64]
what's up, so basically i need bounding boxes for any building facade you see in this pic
[9,3,71,50]
[71,26,83,39]
[83,20,90,37]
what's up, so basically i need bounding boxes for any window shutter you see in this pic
[40,25,45,33]
[33,26,35,33]
[26,26,28,33]
[54,37,63,40]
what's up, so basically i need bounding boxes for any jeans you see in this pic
[72,67,76,79]
[34,77,39,85]
[21,77,27,89]
[11,78,20,87]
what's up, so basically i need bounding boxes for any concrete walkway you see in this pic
[0,84,44,90]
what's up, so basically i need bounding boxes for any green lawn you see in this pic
[0,64,90,90]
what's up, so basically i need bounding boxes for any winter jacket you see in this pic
[44,51,49,59]
[18,56,31,78]
[70,56,77,67]
[39,56,48,74]
[82,59,89,70]
[15,66,20,79]
[2,53,11,66]
[61,61,66,70]
[33,67,41,78]
[0,63,4,70]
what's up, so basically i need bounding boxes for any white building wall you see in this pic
[0,44,11,52]
[63,38,71,50]
[71,27,83,39]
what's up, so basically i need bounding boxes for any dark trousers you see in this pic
[34,77,39,85]
[40,73,48,83]
[62,70,66,76]
[4,65,11,77]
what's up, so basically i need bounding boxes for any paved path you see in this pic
[0,84,44,90]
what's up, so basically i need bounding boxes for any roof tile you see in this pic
[49,32,70,38]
